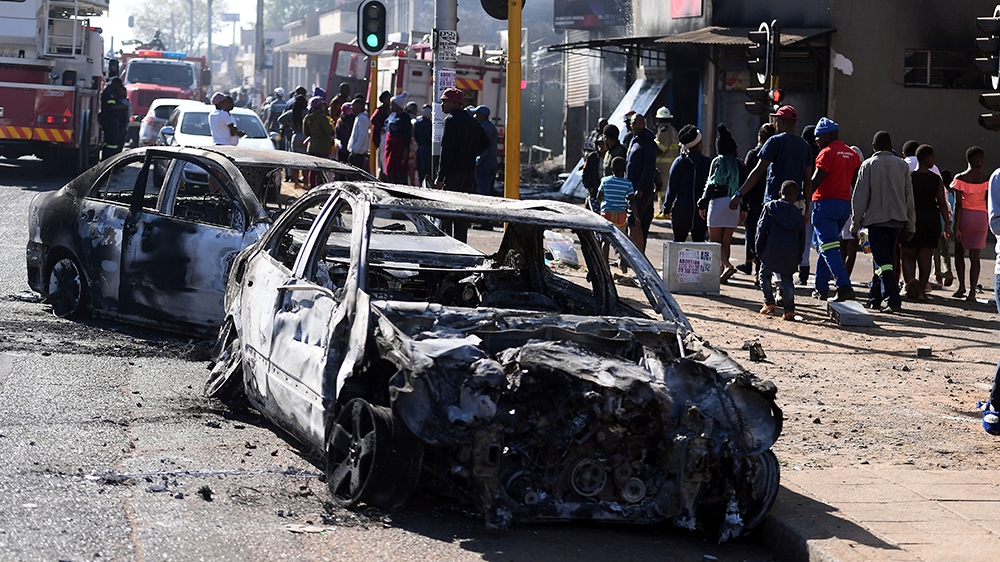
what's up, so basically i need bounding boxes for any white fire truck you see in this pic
[0,0,106,174]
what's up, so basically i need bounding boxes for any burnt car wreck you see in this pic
[25,146,370,333]
[206,182,782,540]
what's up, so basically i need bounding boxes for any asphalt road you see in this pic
[0,156,776,562]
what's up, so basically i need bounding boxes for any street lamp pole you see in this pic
[207,0,212,75]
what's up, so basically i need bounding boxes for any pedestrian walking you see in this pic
[473,105,499,197]
[98,77,128,160]
[334,102,354,163]
[979,164,1000,433]
[757,180,806,321]
[602,124,627,176]
[598,156,634,262]
[807,117,860,302]
[735,123,775,280]
[209,92,243,146]
[302,96,334,186]
[383,92,412,185]
[434,87,491,242]
[664,125,710,243]
[934,169,956,288]
[329,82,351,117]
[263,87,287,150]
[370,91,392,179]
[951,146,990,302]
[583,134,607,213]
[625,113,658,252]
[851,131,915,312]
[347,98,370,171]
[697,123,746,282]
[900,144,951,301]
[414,104,433,187]
[653,107,680,219]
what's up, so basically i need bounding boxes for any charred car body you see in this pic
[206,183,782,540]
[26,146,371,333]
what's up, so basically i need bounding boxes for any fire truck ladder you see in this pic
[39,0,104,58]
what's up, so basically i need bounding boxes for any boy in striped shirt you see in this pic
[599,156,634,262]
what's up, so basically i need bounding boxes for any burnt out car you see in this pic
[206,182,782,540]
[26,146,371,333]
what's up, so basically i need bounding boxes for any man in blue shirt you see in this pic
[730,105,813,206]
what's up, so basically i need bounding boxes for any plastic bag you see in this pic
[543,230,580,268]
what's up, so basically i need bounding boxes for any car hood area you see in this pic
[365,299,781,536]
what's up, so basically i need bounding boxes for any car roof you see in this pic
[175,104,262,118]
[200,146,376,177]
[149,98,202,109]
[321,182,615,231]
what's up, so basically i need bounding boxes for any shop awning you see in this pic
[654,26,834,47]
[275,32,355,56]
[547,26,834,54]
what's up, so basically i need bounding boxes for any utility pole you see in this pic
[504,1,521,199]
[207,0,212,80]
[431,0,458,177]
[254,0,264,106]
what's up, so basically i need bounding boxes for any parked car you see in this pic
[206,182,782,540]
[137,98,202,146]
[157,104,278,150]
[26,146,373,333]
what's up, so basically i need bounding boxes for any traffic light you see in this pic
[357,0,387,56]
[977,7,1000,130]
[770,88,783,110]
[745,87,770,115]
[747,23,770,86]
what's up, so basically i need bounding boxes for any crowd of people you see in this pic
[238,82,498,200]
[581,104,1000,322]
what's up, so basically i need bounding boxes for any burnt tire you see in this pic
[737,449,781,532]
[204,321,247,408]
[46,254,87,318]
[326,398,423,510]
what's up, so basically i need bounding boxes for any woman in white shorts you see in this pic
[699,123,747,282]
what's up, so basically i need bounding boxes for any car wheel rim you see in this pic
[328,399,382,506]
[48,257,82,317]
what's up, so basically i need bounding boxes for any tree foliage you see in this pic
[130,0,230,57]
[264,0,334,30]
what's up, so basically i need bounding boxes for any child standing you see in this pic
[756,180,806,320]
[598,156,634,262]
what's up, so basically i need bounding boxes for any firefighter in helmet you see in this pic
[653,106,680,219]
[99,77,128,160]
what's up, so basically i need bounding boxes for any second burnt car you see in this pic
[206,182,782,540]
[26,146,372,333]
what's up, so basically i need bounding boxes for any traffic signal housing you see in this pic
[747,23,770,86]
[745,87,770,115]
[357,0,387,56]
[976,7,1000,131]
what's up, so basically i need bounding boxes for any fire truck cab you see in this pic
[0,0,106,174]
[118,50,209,147]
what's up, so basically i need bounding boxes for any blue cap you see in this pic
[472,105,491,117]
[815,117,839,135]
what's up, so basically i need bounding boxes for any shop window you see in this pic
[904,50,983,89]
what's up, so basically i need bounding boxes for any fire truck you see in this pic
[117,49,209,147]
[0,0,106,174]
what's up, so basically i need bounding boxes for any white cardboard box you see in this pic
[662,242,721,294]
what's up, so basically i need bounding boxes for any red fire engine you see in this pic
[0,0,106,174]
[117,49,210,147]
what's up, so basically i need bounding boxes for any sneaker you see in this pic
[880,303,902,313]
[981,402,1000,435]
[796,265,810,286]
[812,289,830,300]
[735,262,753,275]
[829,285,856,302]
[654,213,666,220]
[782,311,796,321]
[759,303,776,315]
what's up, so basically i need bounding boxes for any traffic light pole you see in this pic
[431,0,458,180]
[369,57,379,175]
[504,0,521,200]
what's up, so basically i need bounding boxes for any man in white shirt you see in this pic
[209,92,243,146]
[347,97,370,170]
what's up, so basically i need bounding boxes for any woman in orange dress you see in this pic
[951,146,990,302]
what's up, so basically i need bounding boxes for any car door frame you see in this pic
[117,149,255,330]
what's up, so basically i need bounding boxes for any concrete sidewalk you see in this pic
[760,468,1000,561]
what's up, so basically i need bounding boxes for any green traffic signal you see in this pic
[366,34,378,48]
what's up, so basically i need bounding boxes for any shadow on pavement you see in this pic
[0,157,71,192]
[761,486,903,562]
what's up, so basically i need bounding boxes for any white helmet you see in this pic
[274,87,286,97]
[655,106,673,120]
